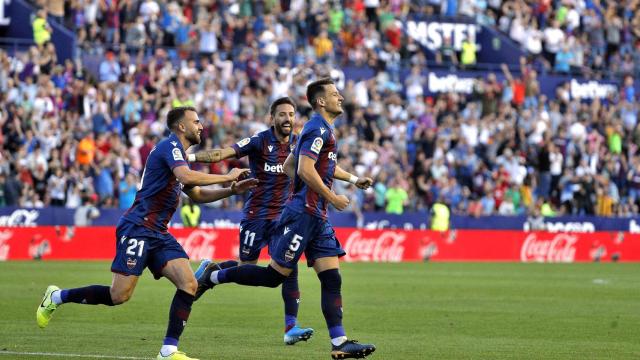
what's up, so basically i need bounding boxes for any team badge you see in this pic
[284,250,295,262]
[126,257,137,269]
[172,148,184,161]
[310,137,323,154]
[237,138,251,147]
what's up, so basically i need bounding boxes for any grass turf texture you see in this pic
[0,261,639,359]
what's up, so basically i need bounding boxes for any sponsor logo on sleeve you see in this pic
[237,138,251,147]
[310,137,323,154]
[172,148,184,161]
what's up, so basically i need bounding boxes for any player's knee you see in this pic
[181,277,198,295]
[317,268,341,292]
[265,265,287,288]
[110,288,133,305]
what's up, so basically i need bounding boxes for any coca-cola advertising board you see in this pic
[0,227,638,262]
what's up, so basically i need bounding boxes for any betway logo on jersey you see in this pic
[264,163,284,173]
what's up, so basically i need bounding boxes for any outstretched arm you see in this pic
[183,178,259,203]
[334,165,374,190]
[187,147,237,163]
[173,166,250,186]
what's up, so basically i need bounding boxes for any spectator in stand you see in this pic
[32,9,52,47]
[74,194,100,226]
[385,176,409,215]
[118,172,137,210]
[99,51,121,83]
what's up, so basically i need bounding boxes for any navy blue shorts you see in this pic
[111,220,189,279]
[238,218,279,262]
[271,207,346,269]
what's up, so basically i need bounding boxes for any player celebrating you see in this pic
[36,106,258,360]
[188,97,314,345]
[195,79,377,359]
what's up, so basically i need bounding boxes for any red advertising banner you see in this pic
[0,227,638,262]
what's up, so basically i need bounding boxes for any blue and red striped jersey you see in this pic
[122,133,188,233]
[286,113,337,220]
[232,127,297,220]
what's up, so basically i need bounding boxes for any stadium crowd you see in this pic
[0,0,639,218]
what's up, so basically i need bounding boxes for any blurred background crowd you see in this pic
[0,0,639,218]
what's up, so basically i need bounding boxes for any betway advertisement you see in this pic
[1,227,638,263]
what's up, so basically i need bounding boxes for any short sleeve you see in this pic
[298,127,325,163]
[231,135,262,158]
[162,142,188,170]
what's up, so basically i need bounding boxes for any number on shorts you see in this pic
[289,234,302,252]
[243,230,256,247]
[125,238,145,257]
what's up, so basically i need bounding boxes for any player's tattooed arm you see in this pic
[183,178,259,203]
[283,153,296,179]
[173,166,250,186]
[334,165,374,190]
[187,147,236,163]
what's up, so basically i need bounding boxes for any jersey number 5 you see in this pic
[289,234,302,252]
[126,238,145,257]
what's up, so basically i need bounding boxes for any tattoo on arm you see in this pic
[195,150,222,163]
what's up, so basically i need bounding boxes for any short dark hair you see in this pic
[167,106,197,130]
[306,77,335,110]
[270,97,297,116]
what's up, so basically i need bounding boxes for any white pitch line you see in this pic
[0,350,151,359]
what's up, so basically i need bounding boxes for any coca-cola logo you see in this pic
[343,230,406,262]
[520,233,577,263]
[176,230,218,260]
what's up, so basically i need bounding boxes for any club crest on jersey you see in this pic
[172,148,184,161]
[320,127,326,135]
[310,137,323,154]
[126,257,137,269]
[268,145,273,152]
[237,138,251,147]
[284,250,295,262]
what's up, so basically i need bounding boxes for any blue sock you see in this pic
[61,285,114,306]
[282,266,300,332]
[318,269,345,339]
[218,265,285,288]
[163,337,178,346]
[164,289,194,346]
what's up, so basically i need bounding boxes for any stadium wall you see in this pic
[1,226,639,263]
[2,207,640,233]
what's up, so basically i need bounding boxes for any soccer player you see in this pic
[195,79,377,359]
[36,106,258,360]
[188,97,314,345]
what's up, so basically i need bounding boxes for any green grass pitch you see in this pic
[1,261,639,359]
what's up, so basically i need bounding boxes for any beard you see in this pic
[187,132,201,145]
